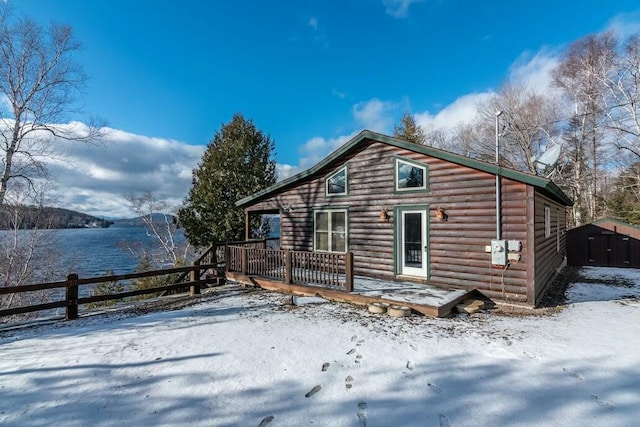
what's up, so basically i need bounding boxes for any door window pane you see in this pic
[404,212,422,267]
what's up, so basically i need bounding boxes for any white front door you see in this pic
[398,209,428,278]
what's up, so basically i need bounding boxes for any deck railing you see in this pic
[226,246,354,292]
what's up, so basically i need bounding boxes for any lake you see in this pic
[51,222,187,278]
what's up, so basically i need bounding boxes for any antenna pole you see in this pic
[495,111,503,240]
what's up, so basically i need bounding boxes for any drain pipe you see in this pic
[495,111,503,241]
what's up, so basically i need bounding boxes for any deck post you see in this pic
[225,245,231,273]
[190,261,201,296]
[244,212,250,241]
[345,252,354,292]
[65,273,79,320]
[241,247,248,275]
[284,250,292,284]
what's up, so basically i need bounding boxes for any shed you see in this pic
[567,217,640,268]
[236,130,572,307]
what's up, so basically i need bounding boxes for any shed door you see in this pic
[588,234,631,267]
[398,209,428,278]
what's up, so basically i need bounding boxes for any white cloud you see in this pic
[308,17,318,31]
[507,48,561,94]
[297,132,358,170]
[383,0,423,18]
[605,11,640,38]
[415,92,494,130]
[27,125,205,218]
[352,98,398,132]
[332,88,346,99]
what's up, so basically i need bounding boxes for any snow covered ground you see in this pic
[1,267,639,426]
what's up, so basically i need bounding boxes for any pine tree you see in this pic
[393,112,426,144]
[178,113,276,248]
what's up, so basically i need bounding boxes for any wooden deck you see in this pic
[226,271,476,317]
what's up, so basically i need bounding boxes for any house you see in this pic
[567,217,640,268]
[236,130,572,307]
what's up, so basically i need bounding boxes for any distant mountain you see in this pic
[113,213,177,225]
[0,206,113,230]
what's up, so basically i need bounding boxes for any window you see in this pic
[556,208,561,252]
[326,166,347,196]
[544,206,551,238]
[314,209,347,252]
[395,158,428,192]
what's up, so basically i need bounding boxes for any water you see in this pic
[52,222,187,278]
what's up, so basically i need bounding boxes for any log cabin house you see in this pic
[235,130,572,308]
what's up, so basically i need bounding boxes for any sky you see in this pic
[7,0,640,217]
[1,266,639,425]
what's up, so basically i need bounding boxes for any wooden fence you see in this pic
[0,263,215,321]
[226,246,354,291]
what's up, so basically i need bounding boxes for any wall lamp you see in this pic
[435,207,448,222]
[379,209,390,222]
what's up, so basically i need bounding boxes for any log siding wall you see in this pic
[247,139,564,306]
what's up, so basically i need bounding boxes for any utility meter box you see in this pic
[491,239,507,265]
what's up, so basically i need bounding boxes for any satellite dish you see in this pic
[535,144,561,173]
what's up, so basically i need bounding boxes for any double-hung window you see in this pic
[314,209,347,252]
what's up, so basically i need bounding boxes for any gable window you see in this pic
[395,158,428,192]
[314,209,347,252]
[544,206,551,238]
[326,166,347,196]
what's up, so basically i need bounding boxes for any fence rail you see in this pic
[0,263,216,320]
[227,246,353,291]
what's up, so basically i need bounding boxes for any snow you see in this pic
[1,267,639,426]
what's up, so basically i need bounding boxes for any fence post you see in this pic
[190,261,201,296]
[241,247,248,275]
[345,252,354,292]
[66,273,79,320]
[225,245,231,273]
[284,249,292,284]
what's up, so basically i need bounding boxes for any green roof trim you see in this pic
[591,217,640,231]
[236,130,573,208]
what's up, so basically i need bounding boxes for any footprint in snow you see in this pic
[439,413,452,427]
[591,394,615,410]
[410,344,418,352]
[321,362,330,372]
[523,351,540,360]
[345,375,354,390]
[406,360,415,371]
[428,383,442,393]
[347,348,356,355]
[305,385,321,398]
[356,339,365,346]
[355,354,363,364]
[258,415,274,427]
[357,401,368,426]
[351,335,358,342]
[562,368,584,381]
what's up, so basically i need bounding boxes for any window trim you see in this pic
[313,208,348,253]
[556,208,561,252]
[394,156,429,193]
[544,205,551,238]
[325,165,348,197]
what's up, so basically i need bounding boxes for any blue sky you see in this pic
[10,0,640,217]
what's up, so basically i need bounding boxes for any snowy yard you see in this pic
[1,267,639,427]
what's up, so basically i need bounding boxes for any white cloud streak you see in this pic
[382,0,423,18]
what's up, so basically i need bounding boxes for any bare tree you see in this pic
[553,32,617,224]
[0,183,62,320]
[0,5,103,207]
[126,192,191,268]
[477,83,562,174]
[600,35,640,160]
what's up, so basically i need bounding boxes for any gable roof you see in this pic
[237,130,573,208]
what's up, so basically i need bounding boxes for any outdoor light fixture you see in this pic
[435,207,448,222]
[283,203,293,213]
[379,209,390,222]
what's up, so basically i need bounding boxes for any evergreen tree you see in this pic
[393,112,426,144]
[178,113,276,248]
[609,163,640,225]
